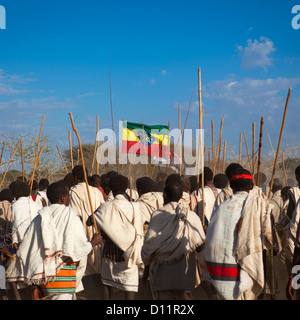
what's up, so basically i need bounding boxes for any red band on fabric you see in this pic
[206,263,240,280]
[231,174,253,181]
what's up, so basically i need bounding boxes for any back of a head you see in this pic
[11,181,30,200]
[225,163,243,180]
[0,188,14,202]
[164,182,183,203]
[47,181,69,204]
[189,176,198,193]
[16,176,27,183]
[109,174,129,196]
[180,175,191,193]
[254,172,267,185]
[295,165,300,182]
[270,178,282,193]
[91,174,101,188]
[281,186,291,199]
[39,178,49,191]
[107,171,118,179]
[202,167,213,185]
[213,173,228,189]
[64,172,76,188]
[165,174,181,186]
[30,180,39,191]
[72,165,88,182]
[136,176,154,195]
[230,168,254,192]
[153,180,164,192]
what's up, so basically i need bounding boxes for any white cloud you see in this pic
[161,70,167,76]
[150,78,156,85]
[237,37,276,70]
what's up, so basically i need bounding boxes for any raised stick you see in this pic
[256,117,264,186]
[0,141,5,167]
[214,115,224,174]
[211,120,215,175]
[222,140,226,174]
[20,140,25,181]
[142,125,148,177]
[29,115,45,189]
[30,139,48,196]
[69,130,74,169]
[69,112,100,240]
[252,122,255,175]
[0,140,20,189]
[239,132,242,165]
[179,102,182,176]
[243,131,253,173]
[268,88,292,199]
[57,145,68,174]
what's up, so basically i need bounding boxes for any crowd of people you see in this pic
[0,162,299,300]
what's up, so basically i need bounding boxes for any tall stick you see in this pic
[69,112,100,239]
[91,116,99,175]
[252,122,255,175]
[211,120,215,175]
[0,141,5,167]
[57,145,69,174]
[268,88,292,199]
[282,153,288,186]
[196,68,205,226]
[30,139,48,196]
[69,130,74,170]
[239,132,242,165]
[256,116,264,186]
[0,140,20,189]
[179,102,182,176]
[29,115,45,189]
[20,140,25,181]
[142,125,148,177]
[214,115,224,174]
[222,140,226,174]
[243,131,253,173]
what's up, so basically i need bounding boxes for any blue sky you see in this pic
[0,0,300,164]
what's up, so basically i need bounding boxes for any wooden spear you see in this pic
[69,130,74,170]
[214,115,224,174]
[30,139,48,197]
[211,120,215,175]
[56,145,69,174]
[252,122,255,175]
[20,140,25,181]
[69,112,100,241]
[243,131,253,173]
[239,132,242,165]
[256,116,264,186]
[268,88,292,199]
[0,140,20,189]
[0,141,5,167]
[222,140,226,174]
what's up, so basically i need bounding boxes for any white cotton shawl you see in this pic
[16,204,92,285]
[142,202,206,266]
[94,195,144,269]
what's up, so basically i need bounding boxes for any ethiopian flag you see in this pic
[122,121,170,159]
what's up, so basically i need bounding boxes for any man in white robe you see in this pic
[69,165,104,297]
[93,174,144,300]
[205,169,273,300]
[16,181,102,300]
[141,181,206,300]
[35,178,50,210]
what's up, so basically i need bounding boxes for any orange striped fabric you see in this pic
[41,263,77,295]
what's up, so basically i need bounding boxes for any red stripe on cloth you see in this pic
[206,263,240,279]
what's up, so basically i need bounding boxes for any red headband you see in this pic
[231,174,253,181]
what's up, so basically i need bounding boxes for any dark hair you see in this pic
[16,176,27,183]
[102,177,111,195]
[281,186,291,199]
[189,176,198,194]
[254,172,267,184]
[91,174,101,187]
[180,176,191,192]
[270,178,282,193]
[72,165,88,181]
[202,167,213,184]
[230,168,253,192]
[39,178,49,190]
[29,180,38,191]
[164,182,183,203]
[47,181,69,204]
[136,177,154,195]
[11,181,30,200]
[106,171,118,179]
[295,165,300,179]
[64,172,76,188]
[213,173,228,189]
[153,180,164,192]
[0,188,14,202]
[225,163,243,180]
[165,174,181,186]
[109,175,128,195]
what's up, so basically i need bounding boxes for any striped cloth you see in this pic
[40,263,77,295]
